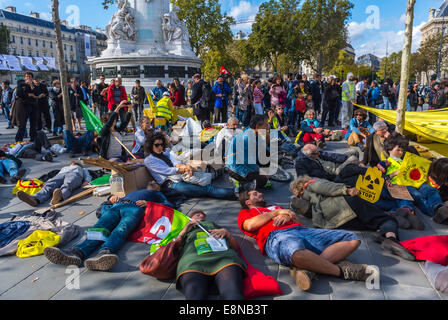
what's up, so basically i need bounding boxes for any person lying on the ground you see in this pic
[377,132,448,224]
[214,117,242,161]
[144,132,236,201]
[345,109,374,151]
[238,189,378,291]
[176,210,247,300]
[299,109,331,149]
[63,130,95,158]
[1,130,56,162]
[295,144,360,181]
[99,101,133,162]
[289,176,416,262]
[17,161,92,207]
[132,116,154,159]
[43,189,167,271]
[226,115,272,192]
[0,150,26,184]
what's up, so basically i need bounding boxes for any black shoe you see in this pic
[433,206,448,224]
[396,207,425,230]
[84,249,118,271]
[381,238,416,261]
[44,153,53,162]
[10,169,26,184]
[44,247,83,267]
[6,125,14,129]
[50,150,58,158]
[389,212,411,229]
[0,176,6,184]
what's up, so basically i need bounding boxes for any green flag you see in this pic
[80,101,103,133]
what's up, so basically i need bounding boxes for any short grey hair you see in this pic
[227,116,238,124]
[373,121,388,131]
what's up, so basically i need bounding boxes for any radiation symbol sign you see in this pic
[355,167,385,203]
[396,152,432,189]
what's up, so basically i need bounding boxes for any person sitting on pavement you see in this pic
[17,161,92,207]
[345,109,374,151]
[132,116,154,159]
[1,130,56,162]
[295,144,360,181]
[362,121,391,167]
[226,115,273,192]
[377,133,448,224]
[214,117,242,162]
[176,210,247,300]
[144,132,236,201]
[63,130,95,158]
[0,149,26,184]
[99,101,133,162]
[237,189,377,291]
[299,109,331,149]
[43,188,172,271]
[290,176,416,261]
[428,158,448,203]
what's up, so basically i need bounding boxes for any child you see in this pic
[378,133,448,224]
[295,91,306,127]
[253,80,265,115]
[306,94,315,111]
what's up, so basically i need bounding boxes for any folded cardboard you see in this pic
[110,166,153,197]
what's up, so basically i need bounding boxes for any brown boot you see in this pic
[17,191,38,207]
[50,188,63,205]
[337,260,376,281]
[290,268,315,291]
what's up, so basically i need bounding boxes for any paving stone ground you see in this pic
[0,115,446,300]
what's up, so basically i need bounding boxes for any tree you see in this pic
[411,35,448,84]
[0,25,10,54]
[52,0,72,132]
[377,51,403,82]
[298,0,354,74]
[396,0,416,135]
[325,49,357,79]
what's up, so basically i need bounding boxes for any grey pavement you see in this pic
[0,117,446,300]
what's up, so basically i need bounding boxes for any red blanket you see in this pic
[401,235,448,266]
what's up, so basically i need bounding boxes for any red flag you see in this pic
[220,66,231,76]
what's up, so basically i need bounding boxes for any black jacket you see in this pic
[191,79,205,105]
[99,111,132,159]
[294,150,348,181]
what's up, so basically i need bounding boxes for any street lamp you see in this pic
[436,9,446,80]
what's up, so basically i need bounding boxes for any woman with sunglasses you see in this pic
[144,132,236,201]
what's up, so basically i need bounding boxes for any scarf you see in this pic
[152,151,174,168]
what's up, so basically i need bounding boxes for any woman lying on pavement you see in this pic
[290,176,416,261]
[43,188,172,271]
[175,210,247,300]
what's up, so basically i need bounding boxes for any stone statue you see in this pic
[106,0,137,41]
[162,6,190,44]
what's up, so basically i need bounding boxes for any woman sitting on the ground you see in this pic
[290,176,415,261]
[144,132,236,200]
[300,110,331,148]
[345,109,374,150]
[176,210,247,300]
[99,101,133,162]
[132,116,154,159]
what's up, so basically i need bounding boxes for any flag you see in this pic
[128,202,190,254]
[80,101,103,133]
[397,152,432,188]
[146,91,156,111]
[220,66,231,76]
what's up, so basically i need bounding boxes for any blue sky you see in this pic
[1,0,446,58]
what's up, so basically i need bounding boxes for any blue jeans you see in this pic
[3,103,11,125]
[63,130,94,153]
[405,184,443,217]
[265,226,359,267]
[75,203,144,257]
[169,181,235,200]
[383,97,391,110]
[0,158,18,178]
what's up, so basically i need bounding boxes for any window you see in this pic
[36,51,39,57]
[20,37,23,44]
[13,48,16,55]
[50,42,53,49]
[43,40,45,48]
[64,44,66,50]
[21,49,24,56]
[35,39,38,46]
[28,50,32,57]
[50,52,54,57]
[70,45,73,51]
[28,38,31,45]
[11,35,15,43]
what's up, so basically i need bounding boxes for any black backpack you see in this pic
[201,82,215,109]
[381,84,391,98]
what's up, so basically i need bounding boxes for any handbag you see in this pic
[16,230,61,258]
[181,171,213,187]
[139,237,183,280]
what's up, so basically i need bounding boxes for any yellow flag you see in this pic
[146,92,156,111]
[396,152,432,188]
[355,167,385,203]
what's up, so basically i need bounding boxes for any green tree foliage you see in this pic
[297,0,354,74]
[411,35,448,83]
[0,25,10,55]
[377,51,403,82]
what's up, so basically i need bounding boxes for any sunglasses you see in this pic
[154,143,164,148]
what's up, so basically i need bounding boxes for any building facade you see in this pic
[0,6,107,84]
[356,54,381,72]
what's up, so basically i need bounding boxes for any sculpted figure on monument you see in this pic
[106,0,137,41]
[162,5,190,43]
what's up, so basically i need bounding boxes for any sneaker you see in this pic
[84,249,119,271]
[49,150,58,158]
[290,268,315,291]
[242,179,257,192]
[230,177,241,197]
[337,260,374,281]
[262,180,273,190]
[10,169,27,184]
[43,153,53,162]
[50,188,63,205]
[396,207,425,230]
[44,247,83,267]
[433,205,448,224]
[381,238,416,261]
[6,125,14,129]
[17,191,38,207]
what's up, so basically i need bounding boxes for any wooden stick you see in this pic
[34,188,95,214]
[112,135,137,160]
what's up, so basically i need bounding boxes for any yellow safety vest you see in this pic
[386,157,402,184]
[155,97,173,120]
[342,81,355,102]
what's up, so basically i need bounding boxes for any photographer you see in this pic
[212,75,231,123]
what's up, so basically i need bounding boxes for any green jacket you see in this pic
[303,179,357,229]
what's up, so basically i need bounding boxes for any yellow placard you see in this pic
[396,152,432,188]
[355,167,385,203]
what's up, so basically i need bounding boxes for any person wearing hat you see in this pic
[131,79,146,123]
[153,90,174,133]
[341,72,356,129]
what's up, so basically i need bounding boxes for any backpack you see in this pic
[381,84,391,98]
[201,82,215,109]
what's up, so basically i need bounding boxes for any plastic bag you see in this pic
[16,230,61,258]
[12,179,44,196]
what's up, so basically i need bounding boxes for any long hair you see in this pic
[290,175,313,197]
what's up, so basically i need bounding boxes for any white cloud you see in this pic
[348,21,370,40]
[229,1,259,21]
[40,12,52,21]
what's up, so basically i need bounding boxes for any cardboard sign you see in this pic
[386,184,414,201]
[356,167,385,203]
[397,152,432,189]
